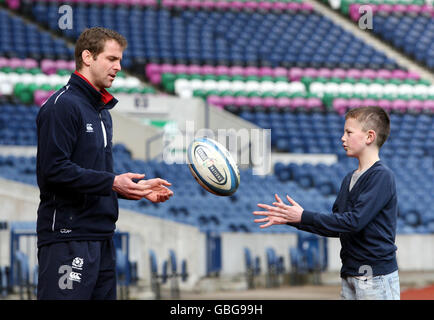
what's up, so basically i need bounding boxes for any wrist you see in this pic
[112,174,120,191]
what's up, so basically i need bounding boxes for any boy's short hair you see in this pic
[75,27,127,71]
[345,106,391,148]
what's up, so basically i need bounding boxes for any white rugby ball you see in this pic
[187,137,240,196]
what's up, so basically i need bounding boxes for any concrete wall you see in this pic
[1,178,434,289]
[111,110,162,160]
[0,178,205,289]
[220,232,297,276]
[116,209,206,289]
[111,95,262,165]
[323,236,434,272]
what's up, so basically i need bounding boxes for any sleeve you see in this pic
[300,169,394,234]
[286,221,340,237]
[284,176,347,238]
[37,100,115,195]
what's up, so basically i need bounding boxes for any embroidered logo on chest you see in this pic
[86,123,94,133]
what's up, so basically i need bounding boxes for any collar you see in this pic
[73,71,115,105]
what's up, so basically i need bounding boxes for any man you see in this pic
[36,27,173,300]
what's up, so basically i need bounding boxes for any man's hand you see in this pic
[137,178,174,203]
[112,173,153,200]
[253,194,304,228]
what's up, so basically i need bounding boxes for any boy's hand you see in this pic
[253,194,304,228]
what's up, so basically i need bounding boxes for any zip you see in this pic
[99,113,107,148]
[51,195,56,232]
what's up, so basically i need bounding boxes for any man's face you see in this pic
[88,39,123,90]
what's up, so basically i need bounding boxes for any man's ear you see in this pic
[366,130,377,145]
[81,50,93,67]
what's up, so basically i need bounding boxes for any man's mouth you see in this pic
[109,74,116,80]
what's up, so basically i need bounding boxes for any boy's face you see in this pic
[86,39,123,90]
[341,117,370,158]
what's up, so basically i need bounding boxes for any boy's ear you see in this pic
[366,130,377,146]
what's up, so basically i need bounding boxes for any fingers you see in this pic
[260,221,273,228]
[130,188,153,200]
[275,194,299,208]
[272,201,290,210]
[253,207,286,218]
[126,172,145,180]
[257,203,275,211]
[157,178,172,186]
[117,174,174,201]
[275,194,283,203]
[256,203,286,215]
[253,217,272,228]
[125,189,153,200]
[138,178,172,188]
[286,195,300,207]
[253,195,301,229]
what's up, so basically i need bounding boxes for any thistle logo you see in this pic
[72,257,84,270]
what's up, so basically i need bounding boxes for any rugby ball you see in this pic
[187,137,240,196]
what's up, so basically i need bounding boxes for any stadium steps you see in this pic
[306,0,434,83]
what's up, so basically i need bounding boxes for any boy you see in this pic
[253,106,400,300]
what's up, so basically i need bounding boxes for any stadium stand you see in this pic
[1,219,137,299]
[148,248,188,299]
[265,246,285,287]
[0,0,433,299]
[320,0,434,70]
[244,247,261,289]
[289,231,328,284]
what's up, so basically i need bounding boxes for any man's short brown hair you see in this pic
[75,27,127,70]
[345,106,391,148]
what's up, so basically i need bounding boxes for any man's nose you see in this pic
[114,61,121,71]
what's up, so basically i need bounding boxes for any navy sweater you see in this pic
[292,161,398,277]
[36,73,119,248]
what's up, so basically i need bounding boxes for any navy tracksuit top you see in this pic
[293,161,399,277]
[36,73,119,248]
